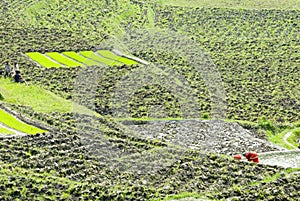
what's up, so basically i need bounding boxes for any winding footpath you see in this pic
[283,131,297,149]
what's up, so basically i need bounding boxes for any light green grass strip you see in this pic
[287,128,300,147]
[0,109,45,134]
[0,78,97,116]
[62,51,99,66]
[80,51,123,66]
[45,52,84,67]
[26,52,61,68]
[97,50,138,65]
[0,126,15,135]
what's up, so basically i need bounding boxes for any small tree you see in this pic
[0,92,4,100]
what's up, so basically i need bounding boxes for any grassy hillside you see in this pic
[2,0,299,122]
[0,78,94,115]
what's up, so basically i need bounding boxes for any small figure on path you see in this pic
[13,70,24,83]
[233,152,259,163]
[4,61,11,78]
[243,151,259,163]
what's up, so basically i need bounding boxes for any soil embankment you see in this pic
[123,120,285,155]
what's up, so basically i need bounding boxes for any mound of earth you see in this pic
[123,120,285,155]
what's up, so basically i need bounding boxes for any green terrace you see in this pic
[26,50,139,68]
[0,108,46,135]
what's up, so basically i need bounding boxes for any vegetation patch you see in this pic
[97,50,138,65]
[0,126,15,135]
[0,108,45,134]
[287,128,300,147]
[26,50,138,68]
[26,52,61,68]
[45,52,84,67]
[0,78,94,115]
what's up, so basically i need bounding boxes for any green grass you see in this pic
[0,126,15,135]
[45,52,84,67]
[287,128,300,147]
[0,78,96,116]
[158,0,300,9]
[26,52,61,68]
[80,51,123,66]
[267,129,295,150]
[97,50,138,65]
[62,51,100,66]
[0,108,45,134]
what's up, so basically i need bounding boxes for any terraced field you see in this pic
[0,0,300,200]
[0,108,45,136]
[26,50,138,68]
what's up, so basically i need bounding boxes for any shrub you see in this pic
[258,116,276,133]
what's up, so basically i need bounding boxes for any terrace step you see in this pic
[26,49,146,68]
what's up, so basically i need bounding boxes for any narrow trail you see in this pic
[283,131,297,149]
[0,122,27,138]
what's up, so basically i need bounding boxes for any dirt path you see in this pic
[283,131,297,149]
[259,150,300,168]
[0,122,27,138]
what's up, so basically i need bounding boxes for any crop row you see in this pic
[149,5,300,122]
[0,108,45,135]
[214,171,300,200]
[26,50,138,68]
[0,134,287,200]
[3,1,299,122]
[1,103,295,200]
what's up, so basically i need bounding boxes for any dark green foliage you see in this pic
[258,116,276,133]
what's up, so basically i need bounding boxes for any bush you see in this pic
[0,93,4,100]
[258,116,276,133]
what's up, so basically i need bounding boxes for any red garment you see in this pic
[245,152,259,163]
[234,154,242,160]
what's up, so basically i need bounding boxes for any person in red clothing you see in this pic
[243,151,259,163]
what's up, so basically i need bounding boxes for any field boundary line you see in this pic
[94,51,123,65]
[0,122,27,137]
[56,52,86,67]
[283,131,298,149]
[111,49,149,65]
[22,52,43,68]
[78,52,106,65]
[43,53,67,67]
[0,103,52,133]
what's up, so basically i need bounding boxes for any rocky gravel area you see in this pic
[124,120,285,155]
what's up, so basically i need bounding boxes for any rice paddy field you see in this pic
[0,0,300,200]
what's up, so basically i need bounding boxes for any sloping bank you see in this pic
[121,119,285,155]
[259,150,300,168]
